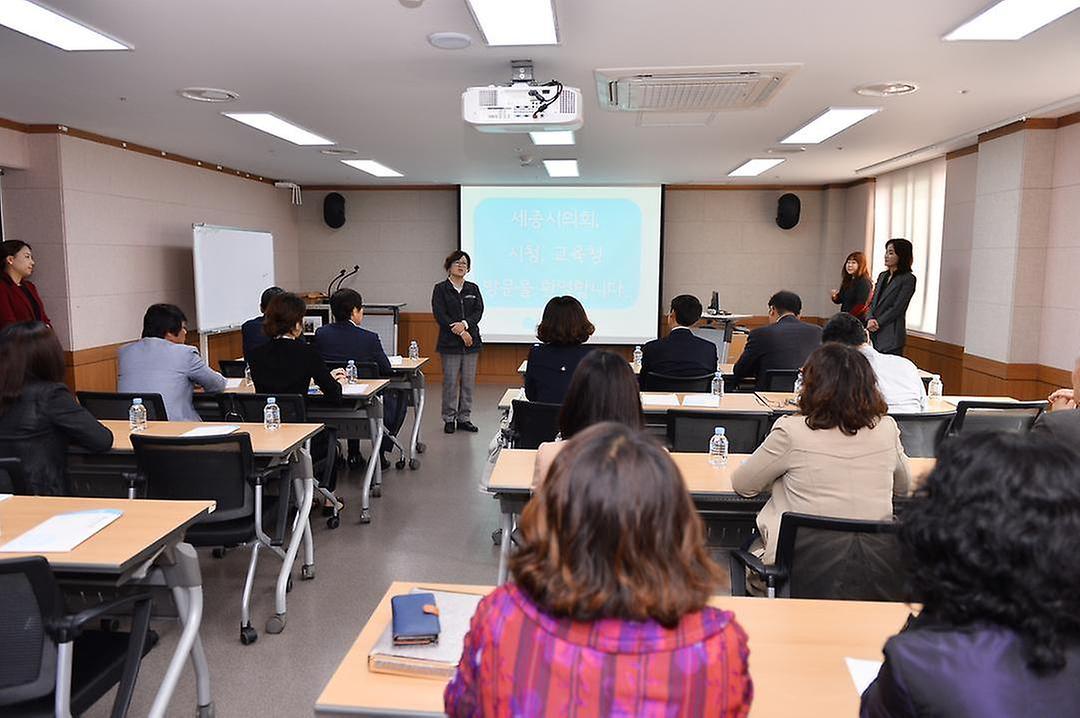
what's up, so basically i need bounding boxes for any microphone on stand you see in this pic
[327,269,346,297]
[333,264,360,294]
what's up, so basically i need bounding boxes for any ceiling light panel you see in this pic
[222,113,333,145]
[728,158,785,177]
[0,0,128,50]
[780,107,880,144]
[543,159,579,177]
[530,131,575,146]
[341,159,404,178]
[944,0,1080,40]
[465,0,558,46]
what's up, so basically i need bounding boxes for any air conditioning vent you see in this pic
[596,65,799,112]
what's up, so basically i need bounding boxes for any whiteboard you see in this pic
[192,224,274,333]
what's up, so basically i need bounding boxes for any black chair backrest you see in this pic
[666,410,773,454]
[0,557,62,705]
[774,512,905,601]
[760,369,800,392]
[326,360,381,378]
[948,400,1045,436]
[77,392,168,421]
[0,457,31,495]
[224,393,308,423]
[509,399,561,449]
[641,372,713,393]
[218,360,247,378]
[892,413,953,458]
[131,433,255,523]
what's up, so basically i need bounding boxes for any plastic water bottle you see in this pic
[928,374,943,399]
[709,427,728,467]
[632,345,643,370]
[264,397,281,432]
[711,371,724,399]
[793,370,804,399]
[346,359,358,384]
[244,363,253,387]
[408,340,420,360]
[129,398,147,432]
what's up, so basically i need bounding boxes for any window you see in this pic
[872,157,946,335]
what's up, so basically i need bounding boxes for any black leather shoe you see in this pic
[347,454,365,469]
[443,421,456,434]
[456,420,479,433]
[380,453,392,471]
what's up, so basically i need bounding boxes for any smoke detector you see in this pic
[855,81,919,97]
[179,87,239,103]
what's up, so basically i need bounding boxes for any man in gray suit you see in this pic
[118,304,227,421]
[1031,354,1080,445]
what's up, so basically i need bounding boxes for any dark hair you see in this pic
[329,288,364,323]
[443,250,471,272]
[840,251,871,291]
[0,322,65,412]
[259,286,285,313]
[798,343,886,435]
[263,292,307,337]
[821,312,869,347]
[536,296,594,345]
[903,432,1080,674]
[2,239,31,261]
[768,290,802,316]
[141,304,187,339]
[511,422,720,627]
[670,294,703,327]
[558,350,643,438]
[887,238,914,274]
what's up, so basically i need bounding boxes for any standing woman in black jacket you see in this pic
[867,238,917,356]
[432,251,484,434]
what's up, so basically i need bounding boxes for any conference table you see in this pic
[314,581,914,717]
[0,495,217,718]
[486,449,937,584]
[386,357,430,470]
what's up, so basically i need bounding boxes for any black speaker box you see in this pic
[324,192,346,229]
[776,193,800,230]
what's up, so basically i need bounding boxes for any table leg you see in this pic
[410,372,426,460]
[150,543,211,718]
[360,411,384,524]
[497,510,514,584]
[170,582,213,714]
[269,449,314,632]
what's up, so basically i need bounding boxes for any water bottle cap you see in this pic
[348,359,355,364]
[714,427,725,435]
[715,371,721,377]
[132,398,142,405]
[267,397,276,404]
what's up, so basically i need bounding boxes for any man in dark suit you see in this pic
[312,288,404,468]
[241,286,284,359]
[732,290,822,390]
[1031,355,1080,445]
[640,294,717,387]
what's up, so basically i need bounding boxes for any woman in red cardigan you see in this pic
[0,240,50,330]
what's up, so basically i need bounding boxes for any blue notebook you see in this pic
[391,592,441,646]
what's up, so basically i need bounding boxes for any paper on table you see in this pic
[0,509,123,553]
[182,425,239,438]
[845,657,882,696]
[342,383,371,395]
[388,356,404,366]
[641,393,680,407]
[0,493,12,502]
[681,394,720,408]
[225,378,244,389]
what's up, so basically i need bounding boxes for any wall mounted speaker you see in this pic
[776,193,800,230]
[323,192,346,229]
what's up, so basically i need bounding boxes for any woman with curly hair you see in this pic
[446,422,752,717]
[860,432,1080,716]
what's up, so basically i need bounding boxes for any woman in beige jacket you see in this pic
[733,343,910,565]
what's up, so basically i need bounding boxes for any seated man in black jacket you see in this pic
[241,286,284,359]
[732,290,821,390]
[640,294,717,387]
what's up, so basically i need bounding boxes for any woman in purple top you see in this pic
[861,431,1080,717]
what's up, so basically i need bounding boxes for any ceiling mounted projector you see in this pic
[464,59,582,133]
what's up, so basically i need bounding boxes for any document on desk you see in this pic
[0,493,12,502]
[0,509,123,553]
[845,657,882,696]
[641,393,681,407]
[182,425,239,438]
[388,355,404,366]
[369,589,483,680]
[342,383,371,396]
[681,394,720,408]
[225,378,245,389]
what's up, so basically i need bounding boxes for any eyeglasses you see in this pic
[452,261,469,267]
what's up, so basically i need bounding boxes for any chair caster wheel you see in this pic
[196,703,215,718]
[395,459,406,470]
[409,458,421,470]
[360,509,372,524]
[240,624,258,645]
[416,442,426,453]
[266,613,286,634]
[492,528,503,545]
[211,547,227,559]
[327,515,340,529]
[301,563,315,580]
[370,485,381,498]
[99,617,120,632]
[286,576,294,593]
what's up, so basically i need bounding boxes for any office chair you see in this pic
[218,360,247,378]
[508,399,561,449]
[665,409,774,454]
[946,400,1045,437]
[759,369,800,392]
[640,372,714,393]
[892,412,953,458]
[0,456,31,494]
[77,392,168,421]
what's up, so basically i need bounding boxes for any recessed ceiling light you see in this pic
[341,159,404,178]
[222,112,334,145]
[780,107,880,144]
[530,130,575,146]
[728,158,785,177]
[0,0,128,50]
[465,0,558,46]
[179,87,239,103]
[944,0,1080,40]
[855,81,919,97]
[543,159,579,177]
[320,147,360,157]
[427,31,472,49]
